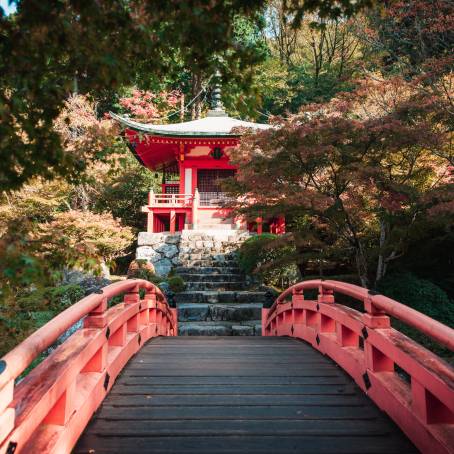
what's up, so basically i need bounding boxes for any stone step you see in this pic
[176,266,240,274]
[185,281,247,291]
[179,273,244,283]
[178,320,262,336]
[181,259,238,267]
[174,291,271,305]
[179,244,242,251]
[177,303,263,322]
[179,254,238,261]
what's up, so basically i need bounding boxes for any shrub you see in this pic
[238,234,300,288]
[1,284,84,357]
[377,272,454,359]
[377,272,454,327]
[167,275,186,293]
[127,260,157,281]
[17,284,84,312]
[48,284,85,310]
[127,260,163,291]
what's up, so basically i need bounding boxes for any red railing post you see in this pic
[144,288,158,338]
[362,293,393,373]
[362,293,390,329]
[261,308,270,336]
[83,295,109,381]
[317,283,334,304]
[170,308,178,336]
[124,285,140,333]
[84,297,108,329]
[291,288,304,338]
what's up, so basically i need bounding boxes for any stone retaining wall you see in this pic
[136,230,251,277]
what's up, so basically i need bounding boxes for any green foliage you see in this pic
[378,272,454,359]
[96,155,160,231]
[288,65,356,108]
[389,228,454,299]
[377,272,454,327]
[0,283,84,356]
[239,234,278,274]
[167,275,186,293]
[238,234,300,288]
[17,284,84,312]
[0,0,268,191]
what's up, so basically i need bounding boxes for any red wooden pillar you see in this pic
[256,217,263,235]
[277,216,286,234]
[170,210,176,234]
[147,211,154,233]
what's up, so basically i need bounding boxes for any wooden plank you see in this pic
[92,404,381,420]
[120,368,341,377]
[102,394,368,407]
[109,384,357,395]
[75,336,415,454]
[75,434,416,454]
[116,376,350,385]
[83,418,399,436]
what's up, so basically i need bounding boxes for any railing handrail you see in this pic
[152,193,193,198]
[0,279,167,389]
[263,279,454,454]
[0,278,177,453]
[147,193,194,206]
[269,279,454,351]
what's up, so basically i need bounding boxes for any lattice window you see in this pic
[197,169,235,206]
[197,169,235,193]
[164,184,180,194]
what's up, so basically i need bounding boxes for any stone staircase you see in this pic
[174,230,271,336]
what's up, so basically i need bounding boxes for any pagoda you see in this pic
[111,75,285,235]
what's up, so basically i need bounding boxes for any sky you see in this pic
[0,0,16,15]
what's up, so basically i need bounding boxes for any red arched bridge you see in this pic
[0,279,453,453]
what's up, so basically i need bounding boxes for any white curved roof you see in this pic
[110,110,270,137]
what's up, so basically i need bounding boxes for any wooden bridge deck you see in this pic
[75,336,416,454]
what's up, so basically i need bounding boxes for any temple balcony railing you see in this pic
[146,191,194,208]
[143,190,234,208]
[141,189,238,232]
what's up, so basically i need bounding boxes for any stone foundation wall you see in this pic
[136,230,251,277]
[136,232,181,276]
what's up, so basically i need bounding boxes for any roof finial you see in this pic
[208,69,227,117]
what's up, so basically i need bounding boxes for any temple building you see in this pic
[111,77,285,235]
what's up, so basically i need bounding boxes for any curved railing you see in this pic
[0,279,177,454]
[262,279,454,454]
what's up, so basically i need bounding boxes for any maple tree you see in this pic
[227,74,453,287]
[118,89,182,123]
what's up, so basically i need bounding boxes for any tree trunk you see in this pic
[355,244,369,288]
[375,218,387,287]
[180,93,185,122]
[100,260,110,280]
[191,73,203,120]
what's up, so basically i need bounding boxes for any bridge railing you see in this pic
[262,279,454,454]
[0,279,177,454]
